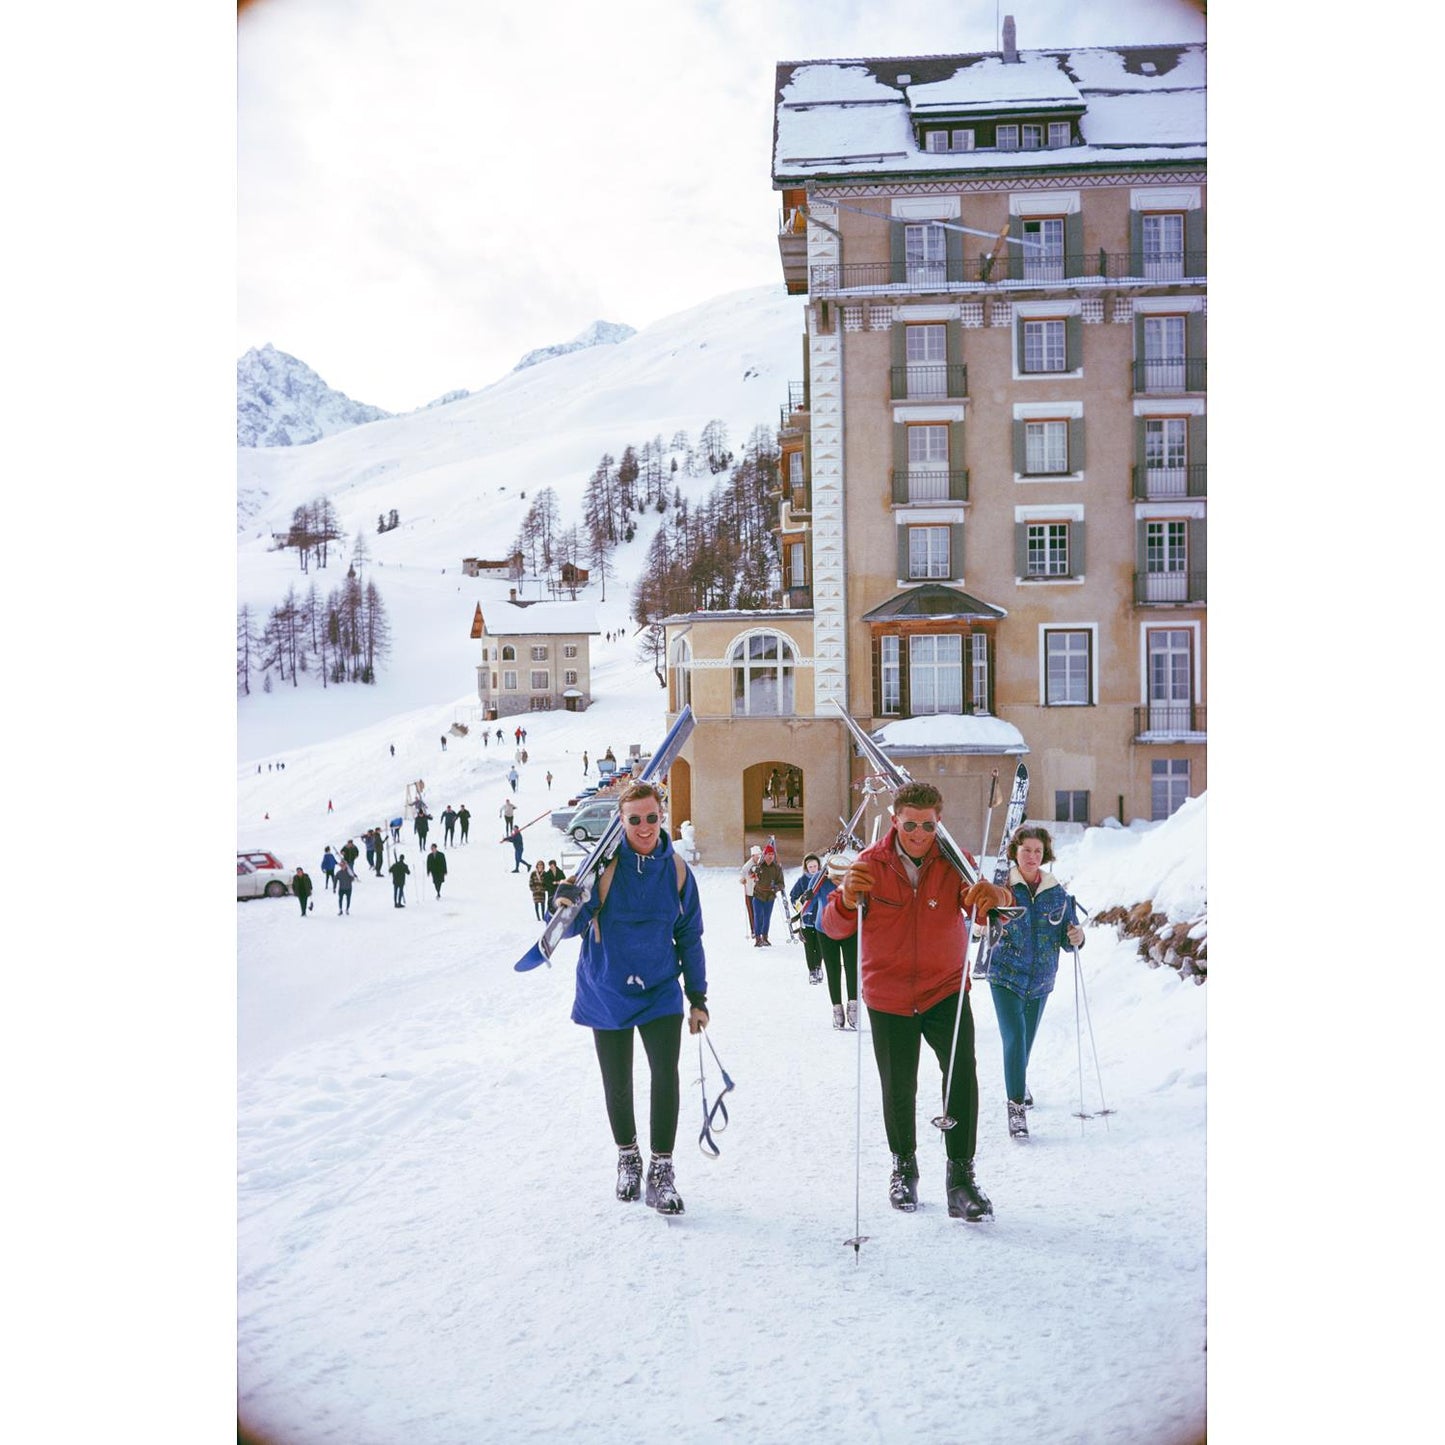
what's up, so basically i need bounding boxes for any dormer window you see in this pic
[997,123,1019,150]
[1048,121,1071,147]
[924,128,975,153]
[1021,123,1044,149]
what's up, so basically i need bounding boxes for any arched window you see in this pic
[669,637,692,713]
[501,644,516,662]
[730,631,797,716]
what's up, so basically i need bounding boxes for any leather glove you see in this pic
[839,860,875,911]
[687,1003,709,1035]
[552,880,590,908]
[963,880,1013,926]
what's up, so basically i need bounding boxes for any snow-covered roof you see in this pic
[774,45,1205,180]
[862,584,1005,623]
[872,714,1028,756]
[480,601,599,638]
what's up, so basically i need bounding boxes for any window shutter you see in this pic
[1066,315,1082,371]
[899,637,911,716]
[871,635,882,717]
[1135,415,1148,472]
[1070,519,1085,577]
[1188,518,1206,598]
[1135,519,1149,573]
[803,429,812,496]
[897,527,912,581]
[1134,314,1145,365]
[1186,310,1204,359]
[1064,211,1083,278]
[1129,209,1143,272]
[893,424,908,503]
[890,221,907,284]
[1008,216,1024,280]
[1184,208,1205,276]
[1015,313,1026,372]
[1069,416,1085,472]
[1188,414,1206,474]
[948,419,966,470]
[946,319,963,394]
[949,523,966,579]
[891,323,907,400]
[945,224,964,284]
[1012,419,1027,475]
[1014,522,1029,578]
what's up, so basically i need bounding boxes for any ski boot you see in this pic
[616,1143,643,1202]
[846,1000,858,1030]
[808,967,823,985]
[1008,1100,1029,1140]
[888,1151,919,1212]
[832,1004,846,1030]
[946,1158,993,1222]
[645,1153,685,1215]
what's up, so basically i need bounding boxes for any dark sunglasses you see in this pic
[626,812,660,826]
[899,819,937,834]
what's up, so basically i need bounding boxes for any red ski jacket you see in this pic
[819,829,976,1017]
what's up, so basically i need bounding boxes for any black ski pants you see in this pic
[816,929,858,1008]
[868,991,979,1163]
[592,1014,683,1156]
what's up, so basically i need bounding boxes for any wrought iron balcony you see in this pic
[1134,703,1206,739]
[889,364,968,401]
[1131,464,1207,501]
[788,380,808,412]
[808,250,1206,295]
[1132,358,1207,394]
[889,469,969,505]
[1133,571,1207,605]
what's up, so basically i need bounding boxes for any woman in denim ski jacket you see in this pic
[986,826,1084,1140]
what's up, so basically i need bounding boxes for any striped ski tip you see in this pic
[514,942,551,972]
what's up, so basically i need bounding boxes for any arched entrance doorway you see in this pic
[741,759,806,861]
[665,757,692,840]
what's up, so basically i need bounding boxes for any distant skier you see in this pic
[426,844,448,899]
[440,735,448,751]
[390,743,395,758]
[507,766,519,794]
[320,846,338,892]
[415,811,430,847]
[442,805,458,845]
[335,857,354,915]
[458,805,471,844]
[500,798,516,830]
[389,854,410,908]
[292,868,313,918]
[501,824,528,873]
[545,770,553,791]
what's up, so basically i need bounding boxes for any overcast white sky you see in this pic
[238,0,1205,412]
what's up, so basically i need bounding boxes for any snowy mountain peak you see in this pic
[513,320,636,373]
[237,344,393,448]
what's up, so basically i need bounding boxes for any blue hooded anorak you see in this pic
[566,831,707,1030]
[987,866,1082,1000]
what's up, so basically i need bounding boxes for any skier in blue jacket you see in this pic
[986,826,1084,1141]
[554,780,708,1215]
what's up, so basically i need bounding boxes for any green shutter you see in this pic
[1066,315,1082,372]
[1186,310,1204,361]
[1013,419,1028,475]
[1070,520,1085,577]
[1134,416,1148,495]
[949,420,966,472]
[1188,414,1206,489]
[1064,211,1083,278]
[893,424,908,501]
[871,635,883,716]
[946,320,963,395]
[949,523,966,579]
[898,527,912,581]
[890,221,907,284]
[945,224,964,284]
[1014,522,1030,578]
[1184,208,1205,276]
[891,323,907,400]
[1015,314,1027,373]
[1189,519,1206,598]
[1135,519,1149,573]
[1008,216,1024,280]
[1069,416,1085,472]
[1129,210,1143,274]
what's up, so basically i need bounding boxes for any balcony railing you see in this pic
[1134,703,1206,739]
[788,380,808,412]
[1131,464,1207,501]
[1133,570,1207,605]
[1132,358,1207,394]
[890,468,969,505]
[889,363,968,401]
[809,250,1207,295]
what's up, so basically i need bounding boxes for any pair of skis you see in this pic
[971,763,1030,982]
[513,706,696,972]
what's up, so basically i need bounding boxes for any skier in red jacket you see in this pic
[821,780,1012,1223]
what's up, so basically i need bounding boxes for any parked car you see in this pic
[238,850,289,900]
[563,797,619,843]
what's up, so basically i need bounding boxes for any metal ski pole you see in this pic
[1071,946,1093,1127]
[1068,900,1114,1123]
[697,1030,736,1158]
[844,874,869,1261]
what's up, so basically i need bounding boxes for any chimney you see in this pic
[1002,14,1018,63]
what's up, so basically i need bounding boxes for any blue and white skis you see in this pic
[971,762,1029,982]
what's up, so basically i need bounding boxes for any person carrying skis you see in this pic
[739,845,761,941]
[458,804,471,843]
[442,805,458,846]
[389,853,410,908]
[320,846,338,892]
[821,780,1011,1223]
[811,858,860,1031]
[501,824,528,873]
[789,854,826,985]
[551,780,708,1216]
[748,844,784,946]
[984,826,1084,1141]
[292,867,313,917]
[425,843,448,899]
[335,856,355,914]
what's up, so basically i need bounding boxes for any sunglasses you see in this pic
[898,820,937,834]
[626,812,660,826]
